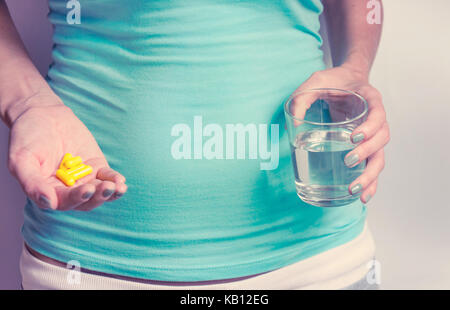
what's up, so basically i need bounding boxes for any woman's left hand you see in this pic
[292,65,390,204]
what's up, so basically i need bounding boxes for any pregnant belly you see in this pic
[46,47,325,224]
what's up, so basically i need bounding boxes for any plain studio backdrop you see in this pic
[1,0,449,289]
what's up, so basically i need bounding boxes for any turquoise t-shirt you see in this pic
[22,0,366,281]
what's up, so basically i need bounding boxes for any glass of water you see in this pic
[284,88,368,207]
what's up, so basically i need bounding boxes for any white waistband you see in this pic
[20,221,375,290]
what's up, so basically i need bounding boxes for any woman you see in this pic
[0,0,389,289]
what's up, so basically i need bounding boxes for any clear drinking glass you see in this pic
[284,88,369,207]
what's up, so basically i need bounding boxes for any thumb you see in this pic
[288,86,320,127]
[8,150,56,209]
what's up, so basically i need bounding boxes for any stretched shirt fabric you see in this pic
[22,0,367,281]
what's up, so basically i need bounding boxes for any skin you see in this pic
[8,99,128,211]
[0,1,127,211]
[290,0,390,203]
[0,0,389,272]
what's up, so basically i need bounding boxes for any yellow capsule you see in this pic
[56,169,75,187]
[70,164,93,180]
[64,156,82,169]
[66,163,87,175]
[59,153,73,170]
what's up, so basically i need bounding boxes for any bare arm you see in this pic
[0,0,61,128]
[323,0,383,78]
[292,0,389,204]
[0,1,127,210]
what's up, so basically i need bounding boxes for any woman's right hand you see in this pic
[7,91,127,211]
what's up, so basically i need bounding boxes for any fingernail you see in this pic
[350,183,363,195]
[114,192,123,198]
[103,189,114,198]
[352,133,365,144]
[82,191,94,200]
[365,194,372,203]
[344,153,359,168]
[39,195,51,209]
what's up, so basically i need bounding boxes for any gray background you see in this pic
[1,0,449,289]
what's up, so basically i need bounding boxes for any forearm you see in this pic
[0,1,60,128]
[323,0,383,78]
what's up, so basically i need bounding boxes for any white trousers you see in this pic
[20,221,377,290]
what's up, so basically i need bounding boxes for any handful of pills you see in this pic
[56,153,93,186]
